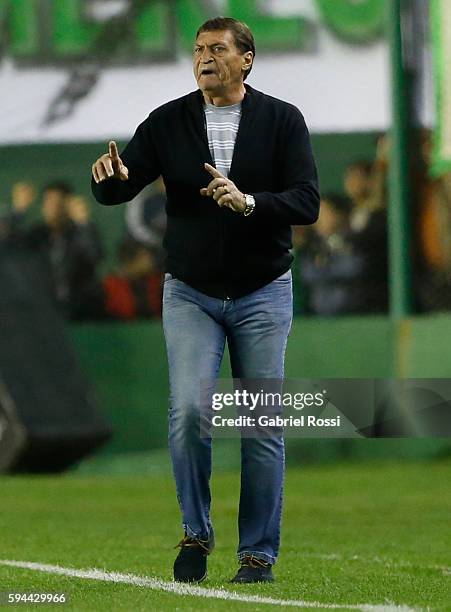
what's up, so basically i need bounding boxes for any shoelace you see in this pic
[175,535,210,554]
[240,555,270,569]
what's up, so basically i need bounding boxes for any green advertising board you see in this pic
[0,0,386,65]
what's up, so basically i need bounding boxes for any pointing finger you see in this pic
[109,140,119,161]
[204,163,225,179]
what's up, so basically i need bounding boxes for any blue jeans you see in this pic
[162,270,293,565]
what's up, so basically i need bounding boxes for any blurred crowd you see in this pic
[294,130,451,315]
[0,180,165,321]
[293,135,389,315]
[1,131,450,321]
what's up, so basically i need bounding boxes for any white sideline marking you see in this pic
[0,559,418,611]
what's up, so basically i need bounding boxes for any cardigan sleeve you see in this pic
[253,107,320,225]
[91,115,162,206]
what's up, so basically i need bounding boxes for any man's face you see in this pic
[315,199,346,238]
[193,29,251,95]
[344,167,370,201]
[42,189,68,227]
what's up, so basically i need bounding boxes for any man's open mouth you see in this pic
[200,69,216,76]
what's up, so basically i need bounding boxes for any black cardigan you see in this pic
[92,84,320,299]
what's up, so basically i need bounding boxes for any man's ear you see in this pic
[243,52,254,72]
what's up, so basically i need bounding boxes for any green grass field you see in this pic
[0,459,449,611]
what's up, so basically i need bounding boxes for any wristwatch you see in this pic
[243,194,256,216]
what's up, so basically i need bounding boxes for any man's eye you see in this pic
[194,48,202,53]
[214,46,225,52]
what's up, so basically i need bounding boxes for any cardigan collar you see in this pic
[187,83,258,117]
[186,84,259,181]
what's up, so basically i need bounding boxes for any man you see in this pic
[298,194,366,315]
[92,17,319,583]
[103,239,163,320]
[7,181,103,320]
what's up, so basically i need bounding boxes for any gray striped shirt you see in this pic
[204,102,242,177]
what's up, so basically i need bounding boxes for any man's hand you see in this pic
[92,141,129,184]
[12,182,35,213]
[200,163,246,213]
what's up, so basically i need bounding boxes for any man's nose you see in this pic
[199,49,213,63]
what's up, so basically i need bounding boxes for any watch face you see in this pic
[243,194,255,216]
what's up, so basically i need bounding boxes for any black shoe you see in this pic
[173,534,214,583]
[230,555,274,583]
